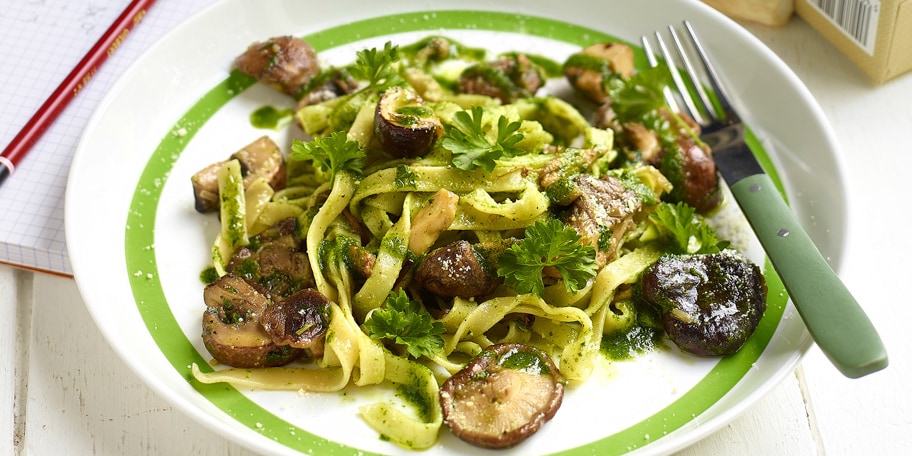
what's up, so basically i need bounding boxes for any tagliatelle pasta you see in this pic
[191,33,766,450]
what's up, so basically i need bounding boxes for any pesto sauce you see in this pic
[381,235,408,259]
[600,325,664,360]
[499,350,550,375]
[199,266,219,284]
[465,64,520,98]
[395,105,434,119]
[398,35,487,63]
[396,371,433,422]
[502,51,563,78]
[250,105,293,130]
[394,164,417,189]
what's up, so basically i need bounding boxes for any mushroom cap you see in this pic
[641,251,767,356]
[374,86,442,158]
[201,274,303,367]
[439,343,565,449]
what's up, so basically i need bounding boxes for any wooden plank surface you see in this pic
[4,5,912,456]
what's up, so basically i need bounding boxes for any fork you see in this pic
[641,21,887,378]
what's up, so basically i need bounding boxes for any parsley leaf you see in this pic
[607,64,671,124]
[349,41,402,91]
[363,289,445,359]
[497,219,597,297]
[649,202,729,254]
[290,131,365,181]
[440,106,525,172]
[394,164,417,189]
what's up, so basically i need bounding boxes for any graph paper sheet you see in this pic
[0,0,216,275]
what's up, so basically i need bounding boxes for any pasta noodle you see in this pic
[192,34,750,450]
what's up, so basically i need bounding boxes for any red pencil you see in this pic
[0,0,157,187]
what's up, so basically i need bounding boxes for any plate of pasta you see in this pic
[66,0,847,454]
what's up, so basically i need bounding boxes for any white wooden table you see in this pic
[2,3,910,455]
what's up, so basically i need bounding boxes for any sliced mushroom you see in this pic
[457,54,546,104]
[345,242,376,279]
[260,288,331,357]
[234,36,321,97]
[233,135,286,191]
[440,343,565,449]
[640,251,767,356]
[374,86,443,158]
[415,240,499,298]
[564,174,642,267]
[295,67,359,108]
[411,36,452,66]
[563,42,635,103]
[191,136,286,213]
[202,274,303,368]
[226,217,314,299]
[653,136,721,214]
[408,188,459,255]
[190,161,225,212]
[623,122,662,161]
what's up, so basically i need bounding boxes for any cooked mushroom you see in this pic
[623,122,662,161]
[296,67,359,108]
[260,288,331,357]
[374,86,443,158]
[202,274,303,368]
[563,42,635,103]
[234,36,321,97]
[190,161,225,213]
[411,36,452,66]
[226,217,314,299]
[652,136,721,214]
[457,54,546,104]
[439,343,565,449]
[408,189,458,255]
[415,240,499,298]
[348,243,376,278]
[563,174,642,267]
[234,135,287,190]
[191,136,286,213]
[640,251,767,356]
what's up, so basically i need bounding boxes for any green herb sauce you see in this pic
[250,105,293,130]
[394,164,418,189]
[398,35,487,63]
[499,350,550,375]
[600,325,664,360]
[502,51,563,78]
[396,370,433,422]
[199,266,219,284]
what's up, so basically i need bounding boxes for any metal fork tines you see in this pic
[641,21,731,127]
[641,21,763,183]
[640,22,888,378]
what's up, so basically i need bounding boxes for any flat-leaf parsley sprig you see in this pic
[497,218,597,297]
[441,106,525,172]
[363,289,445,359]
[348,41,403,92]
[291,131,366,182]
[649,201,729,254]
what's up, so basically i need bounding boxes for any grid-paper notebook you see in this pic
[0,0,215,276]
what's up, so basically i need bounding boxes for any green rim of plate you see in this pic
[124,10,788,455]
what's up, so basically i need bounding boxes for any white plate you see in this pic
[66,0,847,454]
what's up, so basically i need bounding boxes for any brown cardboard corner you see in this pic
[702,0,795,26]
[796,0,912,84]
[885,1,912,81]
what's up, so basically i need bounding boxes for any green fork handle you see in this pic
[730,173,888,378]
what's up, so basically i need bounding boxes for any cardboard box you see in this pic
[796,0,912,83]
[702,0,795,26]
